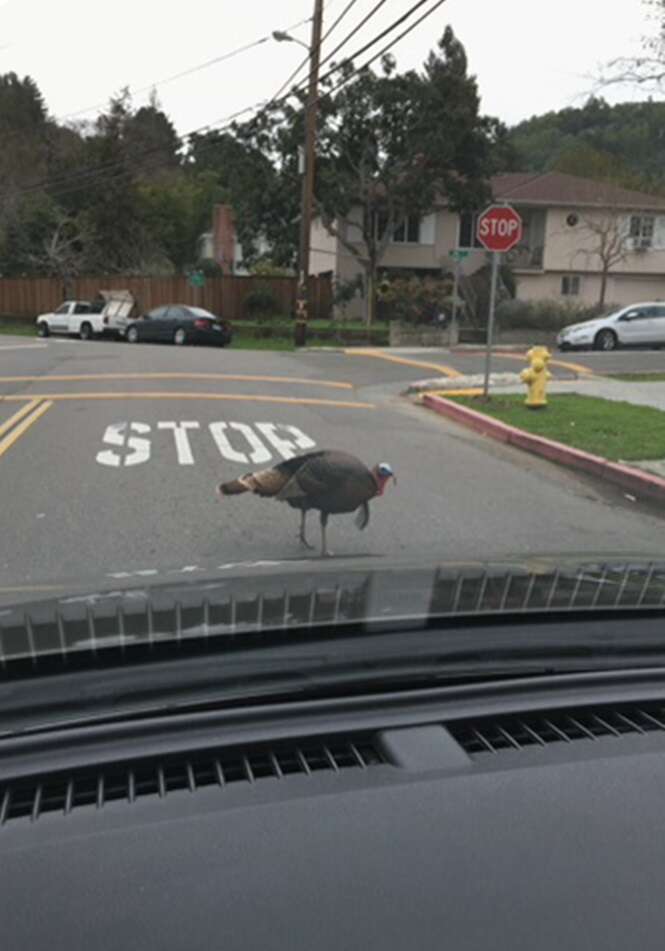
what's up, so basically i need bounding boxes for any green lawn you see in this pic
[607,372,665,382]
[0,321,35,336]
[452,393,665,461]
[230,336,294,351]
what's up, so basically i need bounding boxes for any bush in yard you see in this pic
[377,276,453,324]
[333,275,363,317]
[496,299,616,332]
[244,287,280,319]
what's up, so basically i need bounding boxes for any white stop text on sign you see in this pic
[96,421,316,468]
[478,217,520,239]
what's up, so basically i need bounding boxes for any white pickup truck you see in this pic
[36,290,136,340]
[36,300,102,339]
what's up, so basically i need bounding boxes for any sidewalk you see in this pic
[533,377,665,412]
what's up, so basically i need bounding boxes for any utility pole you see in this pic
[295,0,324,348]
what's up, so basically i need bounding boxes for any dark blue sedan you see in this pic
[124,305,232,347]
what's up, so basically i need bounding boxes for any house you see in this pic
[199,204,272,275]
[310,172,665,317]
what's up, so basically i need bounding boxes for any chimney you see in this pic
[212,204,236,273]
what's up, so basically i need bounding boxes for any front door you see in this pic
[51,302,72,333]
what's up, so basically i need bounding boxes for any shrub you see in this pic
[496,299,615,332]
[244,287,280,319]
[333,275,363,316]
[377,276,453,324]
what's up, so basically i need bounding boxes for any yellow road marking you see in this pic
[345,348,463,379]
[0,400,53,459]
[0,372,354,390]
[1,392,375,410]
[489,351,594,376]
[0,399,42,439]
[0,585,64,594]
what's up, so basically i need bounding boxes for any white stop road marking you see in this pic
[96,421,316,468]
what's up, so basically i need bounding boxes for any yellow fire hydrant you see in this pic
[520,346,552,409]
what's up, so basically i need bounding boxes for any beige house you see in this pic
[310,172,665,317]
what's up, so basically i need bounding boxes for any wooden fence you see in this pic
[0,274,332,321]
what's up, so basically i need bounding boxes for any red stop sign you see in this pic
[476,204,523,253]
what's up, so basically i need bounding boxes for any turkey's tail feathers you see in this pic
[218,467,289,499]
[218,476,252,496]
[355,501,370,531]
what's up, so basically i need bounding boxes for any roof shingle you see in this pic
[491,171,665,211]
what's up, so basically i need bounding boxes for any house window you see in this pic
[458,212,483,249]
[373,213,423,244]
[630,214,655,248]
[393,215,421,243]
[561,275,581,297]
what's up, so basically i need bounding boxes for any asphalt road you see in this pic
[0,334,664,601]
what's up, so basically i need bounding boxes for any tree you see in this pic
[507,97,665,193]
[574,211,631,307]
[311,29,502,322]
[138,171,222,272]
[0,73,50,233]
[188,128,294,267]
[601,0,665,90]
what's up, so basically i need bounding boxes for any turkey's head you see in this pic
[373,462,396,496]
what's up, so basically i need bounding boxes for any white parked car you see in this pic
[557,302,665,351]
[36,300,104,340]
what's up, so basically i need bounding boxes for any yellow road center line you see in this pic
[1,392,375,410]
[0,372,354,390]
[345,348,463,379]
[0,399,42,439]
[0,400,53,459]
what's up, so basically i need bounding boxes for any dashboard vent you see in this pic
[0,737,384,826]
[449,703,665,756]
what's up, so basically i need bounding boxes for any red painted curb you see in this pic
[423,393,665,505]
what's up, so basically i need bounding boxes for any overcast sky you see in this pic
[0,0,654,136]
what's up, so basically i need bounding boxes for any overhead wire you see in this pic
[56,15,314,125]
[269,0,363,105]
[5,0,449,204]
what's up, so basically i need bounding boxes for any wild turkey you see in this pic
[218,450,395,556]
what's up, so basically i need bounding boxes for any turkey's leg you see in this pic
[320,512,332,557]
[298,509,314,550]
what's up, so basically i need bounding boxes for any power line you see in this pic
[316,0,437,93]
[6,0,448,203]
[270,0,362,105]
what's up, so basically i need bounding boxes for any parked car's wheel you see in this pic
[126,325,140,344]
[594,329,618,351]
[36,322,50,338]
[79,322,93,341]
[174,327,187,346]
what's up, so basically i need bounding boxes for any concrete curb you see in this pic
[423,393,665,505]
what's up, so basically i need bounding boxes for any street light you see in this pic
[272,31,310,51]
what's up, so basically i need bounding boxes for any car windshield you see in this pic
[0,0,664,681]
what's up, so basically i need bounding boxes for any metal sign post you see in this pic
[449,248,470,336]
[483,251,500,399]
[475,204,523,400]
